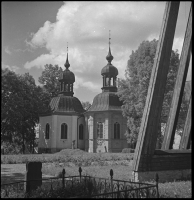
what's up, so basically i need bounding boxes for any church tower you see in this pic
[85,32,128,153]
[38,45,85,153]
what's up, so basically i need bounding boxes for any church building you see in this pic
[38,48,85,153]
[38,38,128,153]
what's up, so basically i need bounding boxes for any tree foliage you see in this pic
[38,64,63,96]
[2,68,51,153]
[81,101,91,110]
[117,39,189,146]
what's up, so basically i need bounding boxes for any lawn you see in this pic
[1,149,133,165]
[1,149,191,198]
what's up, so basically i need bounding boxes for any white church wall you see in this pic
[110,112,128,152]
[38,116,52,153]
[94,112,110,153]
[78,116,85,150]
[87,114,94,152]
[84,116,89,151]
[56,115,73,149]
[71,116,78,148]
[51,115,58,152]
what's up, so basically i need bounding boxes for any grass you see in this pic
[159,181,191,198]
[1,149,192,198]
[1,149,134,165]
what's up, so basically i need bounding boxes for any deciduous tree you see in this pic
[38,64,63,96]
[2,68,51,154]
[117,39,189,148]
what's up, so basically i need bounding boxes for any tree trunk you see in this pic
[22,126,25,154]
[22,134,25,154]
[32,126,35,154]
[156,121,162,149]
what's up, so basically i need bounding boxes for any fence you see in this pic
[1,167,159,198]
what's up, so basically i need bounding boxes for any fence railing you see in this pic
[1,167,159,198]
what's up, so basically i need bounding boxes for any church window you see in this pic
[79,124,84,140]
[66,84,68,91]
[61,82,63,91]
[114,122,120,139]
[61,123,68,139]
[106,77,109,86]
[97,122,103,139]
[45,123,50,139]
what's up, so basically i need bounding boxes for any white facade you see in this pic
[38,114,85,153]
[85,111,128,153]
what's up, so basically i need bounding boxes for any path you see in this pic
[1,164,54,185]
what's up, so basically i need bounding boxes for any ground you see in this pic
[1,164,54,184]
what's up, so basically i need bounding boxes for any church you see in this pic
[38,39,128,153]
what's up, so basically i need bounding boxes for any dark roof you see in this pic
[59,69,75,83]
[101,63,118,77]
[87,92,122,112]
[49,95,85,114]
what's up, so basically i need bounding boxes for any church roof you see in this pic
[59,69,75,83]
[101,63,118,77]
[101,31,118,77]
[49,95,85,114]
[87,92,122,112]
[59,50,75,83]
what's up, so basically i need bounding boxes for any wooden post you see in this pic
[162,5,192,149]
[179,96,191,149]
[132,2,180,172]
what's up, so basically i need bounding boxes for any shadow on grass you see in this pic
[1,170,25,185]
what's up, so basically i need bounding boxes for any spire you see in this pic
[65,42,70,69]
[106,30,113,63]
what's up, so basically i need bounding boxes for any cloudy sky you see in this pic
[2,1,192,103]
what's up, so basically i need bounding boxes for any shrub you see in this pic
[29,178,100,198]
[122,148,135,153]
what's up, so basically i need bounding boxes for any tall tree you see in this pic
[117,39,189,148]
[81,101,91,110]
[38,64,63,96]
[2,68,51,154]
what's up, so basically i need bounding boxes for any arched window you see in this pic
[61,123,68,139]
[79,124,84,140]
[106,77,109,86]
[45,123,50,139]
[97,122,103,139]
[114,122,120,139]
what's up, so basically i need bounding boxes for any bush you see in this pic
[1,150,134,165]
[29,178,100,198]
[122,148,135,153]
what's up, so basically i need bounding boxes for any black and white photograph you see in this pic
[1,1,191,198]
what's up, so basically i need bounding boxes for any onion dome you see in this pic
[49,95,85,114]
[87,92,122,112]
[59,52,75,83]
[101,63,118,77]
[101,46,118,77]
[101,31,118,92]
[59,70,75,83]
[58,45,75,96]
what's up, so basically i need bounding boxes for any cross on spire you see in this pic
[65,42,70,69]
[106,30,113,63]
[109,30,111,48]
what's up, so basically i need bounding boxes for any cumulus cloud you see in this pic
[24,1,190,93]
[2,63,19,72]
[5,46,12,55]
